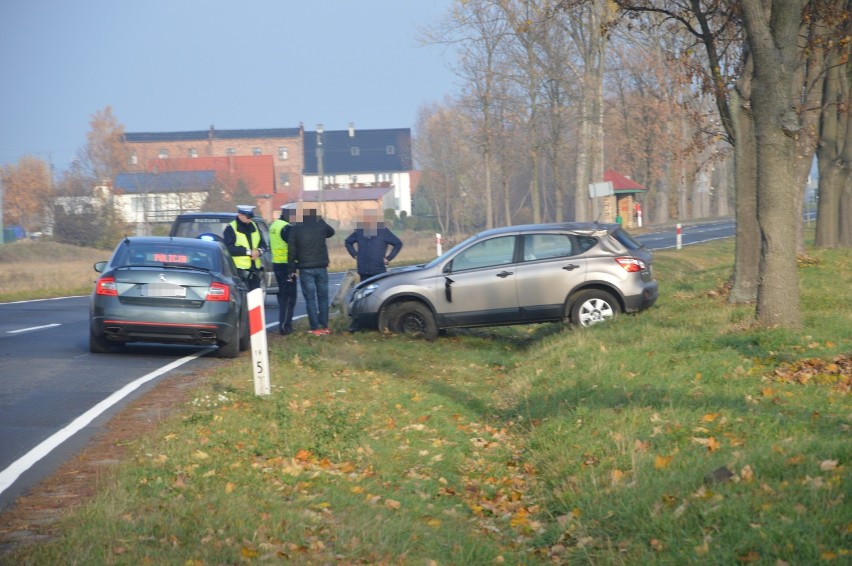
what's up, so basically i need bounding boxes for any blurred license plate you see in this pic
[144,283,186,297]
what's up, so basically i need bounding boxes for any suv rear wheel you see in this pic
[570,290,619,327]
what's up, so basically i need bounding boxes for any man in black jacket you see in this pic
[287,205,335,335]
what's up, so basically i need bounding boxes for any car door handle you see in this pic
[562,264,581,271]
[497,271,513,278]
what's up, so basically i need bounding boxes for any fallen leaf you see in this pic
[820,459,838,471]
[736,550,760,563]
[654,455,673,469]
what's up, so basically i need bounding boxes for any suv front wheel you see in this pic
[570,290,619,327]
[382,301,439,341]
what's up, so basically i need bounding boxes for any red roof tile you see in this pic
[603,169,646,191]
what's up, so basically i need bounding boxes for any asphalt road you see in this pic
[0,273,348,511]
[0,220,735,511]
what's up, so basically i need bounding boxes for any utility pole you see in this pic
[316,124,324,217]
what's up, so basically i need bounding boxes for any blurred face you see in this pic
[237,212,252,224]
[359,208,380,231]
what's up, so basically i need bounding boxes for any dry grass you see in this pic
[0,231,441,302]
[0,241,107,301]
[326,229,440,272]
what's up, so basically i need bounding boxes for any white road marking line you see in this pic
[0,348,213,496]
[7,323,61,334]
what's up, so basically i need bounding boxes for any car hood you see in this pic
[356,264,425,287]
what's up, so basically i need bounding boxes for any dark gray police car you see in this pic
[89,236,250,358]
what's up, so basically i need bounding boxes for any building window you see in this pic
[158,149,169,159]
[350,146,360,156]
[129,152,138,165]
[189,148,198,158]
[252,147,262,156]
[386,145,395,155]
[279,173,290,187]
[278,146,288,160]
[226,147,236,155]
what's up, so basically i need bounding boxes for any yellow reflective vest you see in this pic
[229,220,262,270]
[269,219,290,264]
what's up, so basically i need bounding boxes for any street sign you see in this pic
[588,181,614,198]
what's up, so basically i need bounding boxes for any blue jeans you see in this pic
[299,267,329,330]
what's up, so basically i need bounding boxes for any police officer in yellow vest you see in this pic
[223,204,267,292]
[269,205,298,335]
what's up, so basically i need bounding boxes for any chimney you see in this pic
[349,122,355,137]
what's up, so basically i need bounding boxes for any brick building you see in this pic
[121,124,414,227]
[123,125,304,201]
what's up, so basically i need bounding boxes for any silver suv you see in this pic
[347,222,658,339]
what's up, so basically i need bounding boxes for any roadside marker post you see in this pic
[676,223,682,250]
[247,288,270,396]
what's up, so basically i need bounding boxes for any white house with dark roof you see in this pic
[112,171,215,223]
[302,125,413,216]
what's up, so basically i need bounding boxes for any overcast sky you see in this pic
[0,0,456,172]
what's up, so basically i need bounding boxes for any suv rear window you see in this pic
[172,217,232,240]
[612,227,643,250]
[171,215,270,244]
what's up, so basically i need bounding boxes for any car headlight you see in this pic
[352,283,379,302]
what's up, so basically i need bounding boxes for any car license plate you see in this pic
[143,282,186,297]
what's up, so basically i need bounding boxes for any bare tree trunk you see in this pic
[742,0,805,329]
[574,95,592,222]
[729,61,761,304]
[841,181,852,245]
[653,178,668,224]
[589,0,606,216]
[713,157,731,217]
[530,148,542,223]
[484,150,494,229]
[503,176,512,226]
[815,1,852,248]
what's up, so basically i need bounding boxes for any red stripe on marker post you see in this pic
[249,305,263,335]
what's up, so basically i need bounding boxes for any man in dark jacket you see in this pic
[344,208,403,282]
[287,205,335,335]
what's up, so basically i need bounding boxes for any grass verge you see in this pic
[3,239,851,564]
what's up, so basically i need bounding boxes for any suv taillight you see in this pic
[206,282,230,301]
[615,257,645,272]
[95,276,118,296]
